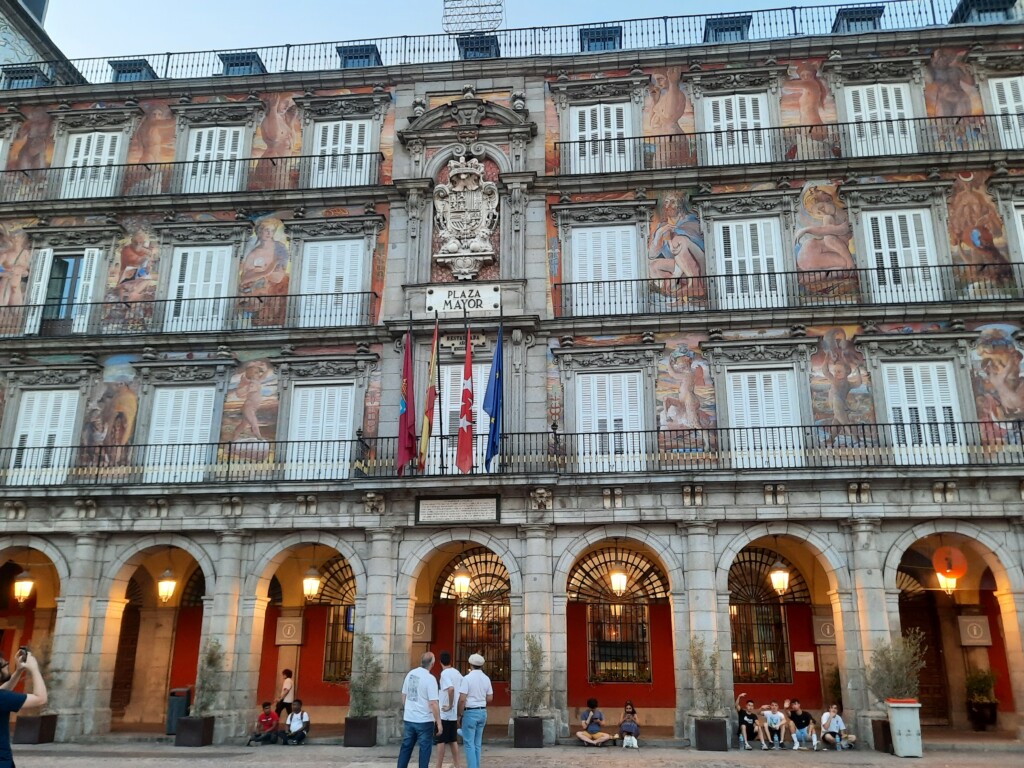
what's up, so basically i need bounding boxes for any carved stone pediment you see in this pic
[695,190,798,219]
[553,344,664,374]
[285,215,385,240]
[821,55,927,88]
[432,156,499,280]
[154,221,251,244]
[2,364,97,388]
[681,65,786,98]
[49,105,143,134]
[0,110,25,141]
[854,331,975,367]
[138,359,235,391]
[548,72,650,111]
[170,100,265,129]
[295,91,391,123]
[405,96,531,132]
[700,337,819,373]
[988,177,1024,202]
[966,46,1024,75]
[276,355,378,386]
[553,199,655,244]
[841,181,952,224]
[25,223,124,249]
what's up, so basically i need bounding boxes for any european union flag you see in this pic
[482,325,503,471]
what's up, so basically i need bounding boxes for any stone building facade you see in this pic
[0,0,1022,745]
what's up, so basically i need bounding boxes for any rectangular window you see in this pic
[731,603,792,684]
[336,44,382,69]
[143,386,215,484]
[23,248,101,335]
[574,370,646,472]
[1,65,50,90]
[715,218,786,309]
[831,7,885,33]
[587,603,652,683]
[162,246,232,333]
[569,102,635,174]
[580,26,623,52]
[569,225,640,316]
[286,383,354,481]
[297,239,366,327]
[60,131,123,198]
[7,389,79,485]
[109,58,157,82]
[703,15,752,43]
[180,127,244,194]
[883,361,965,464]
[989,76,1024,150]
[310,120,373,187]
[218,51,266,76]
[702,92,772,165]
[844,83,917,156]
[863,209,942,303]
[423,361,491,473]
[726,368,803,468]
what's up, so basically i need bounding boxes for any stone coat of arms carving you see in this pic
[433,156,498,279]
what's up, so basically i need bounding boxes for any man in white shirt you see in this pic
[282,699,310,745]
[820,704,853,750]
[457,653,493,768]
[398,651,442,768]
[436,651,464,768]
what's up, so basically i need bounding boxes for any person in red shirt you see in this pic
[247,701,280,745]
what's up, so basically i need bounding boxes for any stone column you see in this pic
[364,527,399,740]
[80,595,128,737]
[204,532,246,740]
[995,590,1024,738]
[550,592,568,737]
[517,524,557,741]
[50,533,103,740]
[681,522,719,741]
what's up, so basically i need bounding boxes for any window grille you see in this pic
[181,568,206,607]
[455,602,510,682]
[311,555,357,682]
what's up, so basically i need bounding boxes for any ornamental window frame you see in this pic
[295,90,391,188]
[989,175,1024,266]
[48,107,141,198]
[169,100,265,194]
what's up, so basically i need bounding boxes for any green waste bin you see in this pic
[166,687,191,735]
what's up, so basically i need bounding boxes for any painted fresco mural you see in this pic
[219,357,279,469]
[238,217,291,326]
[808,326,874,429]
[79,357,139,468]
[0,219,32,332]
[101,226,160,330]
[971,324,1024,426]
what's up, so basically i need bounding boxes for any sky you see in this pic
[43,0,825,60]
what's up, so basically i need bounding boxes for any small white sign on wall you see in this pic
[813,615,837,645]
[958,615,992,646]
[793,652,816,673]
[276,616,304,646]
[426,283,501,315]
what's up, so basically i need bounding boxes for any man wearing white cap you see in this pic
[457,653,493,768]
[398,652,442,768]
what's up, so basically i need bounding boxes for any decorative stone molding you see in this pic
[3,501,26,521]
[966,47,1024,77]
[552,199,655,244]
[0,110,24,141]
[821,55,927,88]
[296,494,317,515]
[695,189,798,226]
[602,487,624,509]
[49,105,143,135]
[932,481,958,504]
[2,364,97,389]
[681,484,704,506]
[529,487,552,511]
[681,65,786,99]
[548,72,650,112]
[395,178,432,242]
[295,91,391,124]
[433,156,499,279]
[138,360,234,393]
[363,491,385,516]
[700,337,818,374]
[763,483,787,505]
[74,498,98,519]
[988,177,1024,204]
[276,355,378,388]
[502,174,532,234]
[154,222,251,244]
[146,498,169,518]
[840,180,953,226]
[284,215,385,250]
[24,223,124,249]
[854,331,976,368]
[220,496,243,517]
[170,100,265,130]
[553,344,664,376]
[405,96,533,132]
[847,482,872,504]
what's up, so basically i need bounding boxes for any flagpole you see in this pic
[436,311,446,474]
[498,303,504,472]
[463,306,471,474]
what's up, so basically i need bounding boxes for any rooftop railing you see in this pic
[554,263,1021,318]
[0,152,384,204]
[0,1,1010,88]
[0,291,378,339]
[555,114,1024,175]
[3,420,1022,487]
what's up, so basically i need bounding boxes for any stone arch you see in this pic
[0,535,72,589]
[396,528,523,599]
[98,534,219,601]
[882,520,1024,593]
[552,525,682,596]
[245,531,368,599]
[424,140,513,178]
[715,522,851,595]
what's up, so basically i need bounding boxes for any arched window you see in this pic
[567,546,669,683]
[181,567,206,607]
[728,548,810,684]
[311,555,356,682]
[435,547,510,682]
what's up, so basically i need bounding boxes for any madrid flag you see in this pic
[455,328,475,473]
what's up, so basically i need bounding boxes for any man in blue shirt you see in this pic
[0,648,49,768]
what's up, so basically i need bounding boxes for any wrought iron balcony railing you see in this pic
[0,152,384,203]
[3,420,1021,487]
[553,262,1021,318]
[555,113,1024,174]
[0,291,378,338]
[0,1,1000,88]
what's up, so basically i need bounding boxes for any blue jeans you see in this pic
[397,720,435,768]
[461,708,487,768]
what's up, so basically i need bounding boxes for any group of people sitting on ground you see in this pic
[246,699,311,746]
[576,698,641,748]
[737,694,856,751]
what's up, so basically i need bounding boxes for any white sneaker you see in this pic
[744,743,753,751]
[761,742,769,750]
[793,743,800,750]
[813,742,819,751]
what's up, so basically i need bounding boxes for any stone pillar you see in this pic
[517,524,557,741]
[550,592,568,736]
[995,590,1024,737]
[235,595,271,721]
[51,533,103,740]
[204,532,247,740]
[680,522,719,741]
[365,527,399,740]
[124,606,175,724]
[81,596,128,736]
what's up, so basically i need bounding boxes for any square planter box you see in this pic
[694,717,729,751]
[13,714,57,744]
[344,716,378,747]
[513,716,544,748]
[175,716,215,747]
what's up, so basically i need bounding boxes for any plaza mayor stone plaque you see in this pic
[418,496,500,523]
[426,283,502,315]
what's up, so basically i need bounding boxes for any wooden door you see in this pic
[899,592,949,724]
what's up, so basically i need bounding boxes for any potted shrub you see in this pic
[513,634,548,748]
[688,634,728,751]
[865,628,926,758]
[965,667,998,731]
[345,633,383,747]
[175,638,223,747]
[13,637,59,744]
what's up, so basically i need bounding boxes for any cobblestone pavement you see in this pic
[12,742,1021,768]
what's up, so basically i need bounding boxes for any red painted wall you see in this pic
[431,603,510,705]
[257,606,282,704]
[566,602,676,709]
[732,603,823,712]
[258,607,350,708]
[982,589,1015,710]
[168,606,203,691]
[0,594,36,660]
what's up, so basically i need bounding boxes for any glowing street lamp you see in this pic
[609,562,628,597]
[13,570,33,604]
[453,566,472,598]
[157,568,177,604]
[303,566,322,600]
[769,560,790,596]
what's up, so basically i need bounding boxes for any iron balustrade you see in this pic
[3,420,1023,487]
[555,113,1024,174]
[1,1,996,87]
[553,262,1022,317]
[0,152,384,203]
[0,291,378,338]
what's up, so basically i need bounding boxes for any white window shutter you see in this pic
[703,93,771,164]
[286,384,355,480]
[568,103,632,172]
[62,132,122,198]
[990,76,1024,149]
[185,127,244,193]
[570,225,639,315]
[864,209,940,302]
[846,83,917,156]
[424,361,490,472]
[23,248,53,334]
[145,386,216,483]
[299,239,366,327]
[163,247,231,332]
[573,371,645,472]
[716,219,785,308]
[70,247,102,333]
[726,368,802,468]
[9,389,79,484]
[882,361,963,464]
[313,120,372,186]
